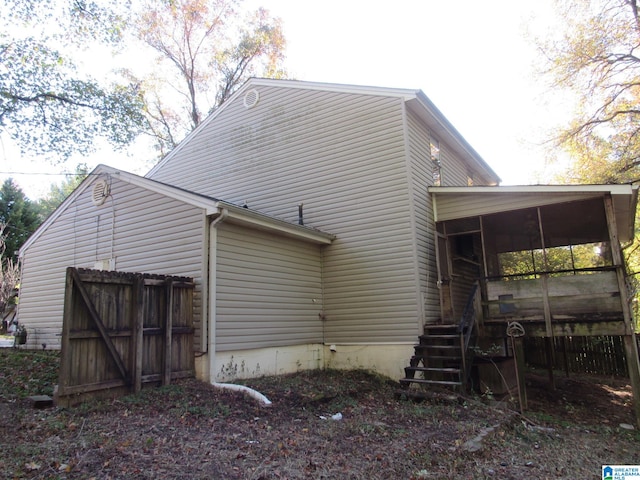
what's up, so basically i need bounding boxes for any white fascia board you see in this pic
[89,167,334,243]
[429,184,638,195]
[246,77,419,100]
[216,202,335,245]
[19,164,219,256]
[103,167,218,211]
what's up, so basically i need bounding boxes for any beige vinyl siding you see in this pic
[151,85,422,343]
[440,144,474,186]
[150,87,410,221]
[18,177,207,350]
[215,222,323,351]
[406,109,441,325]
[405,109,495,324]
[440,140,498,187]
[434,192,603,222]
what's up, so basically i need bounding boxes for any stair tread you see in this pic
[420,334,459,339]
[405,366,461,373]
[411,355,462,361]
[399,378,462,386]
[415,344,461,349]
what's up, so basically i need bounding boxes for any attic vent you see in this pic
[91,178,110,206]
[243,89,260,109]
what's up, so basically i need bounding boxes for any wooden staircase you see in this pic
[399,282,481,395]
[399,324,464,391]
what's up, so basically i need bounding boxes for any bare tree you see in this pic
[0,223,20,320]
[133,0,287,155]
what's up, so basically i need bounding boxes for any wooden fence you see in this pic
[524,335,632,377]
[56,268,195,406]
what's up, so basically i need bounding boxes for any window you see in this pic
[430,138,441,186]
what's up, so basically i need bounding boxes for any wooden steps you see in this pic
[399,324,464,391]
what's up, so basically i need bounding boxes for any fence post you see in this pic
[163,279,174,386]
[132,274,145,393]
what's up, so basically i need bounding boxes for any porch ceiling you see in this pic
[430,185,639,244]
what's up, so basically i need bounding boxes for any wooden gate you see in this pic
[57,268,195,406]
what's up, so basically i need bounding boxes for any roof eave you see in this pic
[214,202,335,245]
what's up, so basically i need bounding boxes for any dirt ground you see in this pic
[0,350,638,479]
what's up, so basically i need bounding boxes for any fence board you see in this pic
[56,268,195,406]
[524,335,634,377]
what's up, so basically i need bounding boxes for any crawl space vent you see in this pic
[91,179,110,206]
[243,89,260,109]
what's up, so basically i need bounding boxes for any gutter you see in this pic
[210,207,229,228]
[212,201,335,245]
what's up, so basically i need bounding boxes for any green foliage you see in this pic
[2,0,130,45]
[538,1,640,326]
[0,349,60,399]
[37,164,89,218]
[0,1,144,161]
[498,243,610,277]
[540,0,640,184]
[1,0,288,162]
[0,179,42,261]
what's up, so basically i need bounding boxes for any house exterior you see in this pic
[17,79,639,418]
[18,79,500,382]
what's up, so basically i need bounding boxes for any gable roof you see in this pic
[146,78,501,184]
[19,165,334,256]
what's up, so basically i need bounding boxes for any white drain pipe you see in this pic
[212,382,272,406]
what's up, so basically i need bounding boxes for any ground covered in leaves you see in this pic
[0,349,638,479]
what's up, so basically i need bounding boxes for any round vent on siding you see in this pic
[91,178,110,206]
[243,89,260,109]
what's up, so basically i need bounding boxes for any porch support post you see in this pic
[603,194,640,426]
[536,207,554,338]
[541,275,553,338]
[603,194,633,332]
[561,337,570,377]
[544,337,555,390]
[623,335,640,427]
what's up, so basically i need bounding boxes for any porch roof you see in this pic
[429,184,639,244]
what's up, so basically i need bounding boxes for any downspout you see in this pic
[208,208,228,384]
[211,208,229,229]
[207,207,273,406]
